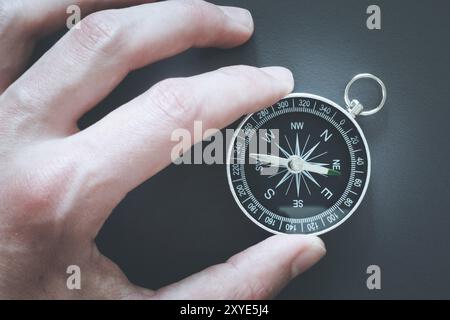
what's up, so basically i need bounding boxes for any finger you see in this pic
[152,235,326,300]
[23,0,153,36]
[0,0,153,93]
[2,0,254,133]
[74,65,294,205]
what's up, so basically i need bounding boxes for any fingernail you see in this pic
[291,236,326,277]
[220,6,254,31]
[261,66,295,90]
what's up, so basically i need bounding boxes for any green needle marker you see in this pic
[328,169,341,176]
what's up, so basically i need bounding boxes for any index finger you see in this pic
[75,65,294,192]
[70,65,294,235]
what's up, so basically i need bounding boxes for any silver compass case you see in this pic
[227,74,386,235]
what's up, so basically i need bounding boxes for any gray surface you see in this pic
[55,0,450,299]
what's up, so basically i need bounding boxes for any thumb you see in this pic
[149,235,326,300]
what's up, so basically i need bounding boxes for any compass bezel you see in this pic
[226,93,372,235]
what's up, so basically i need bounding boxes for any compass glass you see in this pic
[227,94,370,235]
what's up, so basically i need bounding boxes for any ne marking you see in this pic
[350,190,358,195]
[337,207,344,214]
[259,212,264,220]
[232,178,243,183]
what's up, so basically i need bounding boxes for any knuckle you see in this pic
[4,147,79,223]
[217,65,264,94]
[2,172,64,242]
[72,11,122,55]
[148,78,200,124]
[174,0,206,15]
[219,65,263,83]
[10,170,66,217]
[172,0,211,25]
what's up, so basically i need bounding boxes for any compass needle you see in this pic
[250,153,289,168]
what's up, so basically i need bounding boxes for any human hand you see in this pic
[0,0,326,299]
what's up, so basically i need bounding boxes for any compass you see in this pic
[227,74,386,235]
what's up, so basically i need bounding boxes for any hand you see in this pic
[0,0,326,299]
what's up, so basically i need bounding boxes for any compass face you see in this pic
[227,94,370,235]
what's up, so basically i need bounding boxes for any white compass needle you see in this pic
[249,153,289,168]
[303,162,341,176]
[303,162,328,175]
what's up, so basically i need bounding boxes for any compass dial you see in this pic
[227,94,370,235]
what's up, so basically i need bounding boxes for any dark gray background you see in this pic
[36,0,450,299]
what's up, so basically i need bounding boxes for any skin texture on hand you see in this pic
[0,0,326,299]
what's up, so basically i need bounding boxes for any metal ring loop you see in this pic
[344,73,386,116]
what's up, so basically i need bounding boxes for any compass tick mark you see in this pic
[242,197,251,204]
